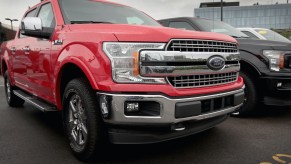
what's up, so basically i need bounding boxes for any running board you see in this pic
[13,90,58,112]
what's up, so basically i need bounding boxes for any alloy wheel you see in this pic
[68,94,88,149]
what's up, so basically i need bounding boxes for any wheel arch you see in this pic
[1,59,7,76]
[240,59,261,79]
[55,60,99,110]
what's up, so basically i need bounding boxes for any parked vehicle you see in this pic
[159,17,291,116]
[237,27,291,43]
[0,1,244,161]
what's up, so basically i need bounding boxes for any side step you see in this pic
[13,90,58,112]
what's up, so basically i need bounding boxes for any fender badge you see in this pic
[52,39,63,45]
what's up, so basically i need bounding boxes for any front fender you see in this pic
[239,50,268,75]
[54,43,103,109]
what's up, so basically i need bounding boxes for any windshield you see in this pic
[193,19,248,38]
[58,0,161,27]
[254,29,291,43]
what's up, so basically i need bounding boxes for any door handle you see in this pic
[10,47,16,52]
[22,47,30,52]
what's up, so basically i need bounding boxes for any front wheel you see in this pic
[63,78,105,161]
[231,72,258,117]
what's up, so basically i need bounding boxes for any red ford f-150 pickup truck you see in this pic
[0,0,244,161]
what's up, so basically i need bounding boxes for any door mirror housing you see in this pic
[21,17,52,39]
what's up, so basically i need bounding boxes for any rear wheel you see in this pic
[232,72,258,117]
[63,78,105,161]
[4,71,25,107]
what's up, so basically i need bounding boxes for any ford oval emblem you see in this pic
[207,56,225,71]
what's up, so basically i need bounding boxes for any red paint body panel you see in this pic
[0,0,243,111]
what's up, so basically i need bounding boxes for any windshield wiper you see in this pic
[70,21,114,24]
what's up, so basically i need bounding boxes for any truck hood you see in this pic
[69,24,237,43]
[237,38,291,53]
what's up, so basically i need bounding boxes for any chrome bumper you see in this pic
[98,87,244,125]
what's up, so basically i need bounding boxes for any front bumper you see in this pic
[98,87,244,144]
[260,75,291,106]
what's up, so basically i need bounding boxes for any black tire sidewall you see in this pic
[236,72,258,116]
[63,78,104,161]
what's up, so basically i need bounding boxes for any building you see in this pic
[0,22,16,43]
[194,2,291,30]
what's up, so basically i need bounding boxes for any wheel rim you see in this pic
[68,94,88,149]
[5,78,11,102]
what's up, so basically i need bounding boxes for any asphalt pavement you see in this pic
[0,77,291,164]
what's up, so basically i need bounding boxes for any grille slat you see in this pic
[168,40,238,53]
[167,72,238,88]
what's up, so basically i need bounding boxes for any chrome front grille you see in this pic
[167,72,239,88]
[167,40,238,53]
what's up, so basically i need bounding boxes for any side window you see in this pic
[241,31,259,39]
[37,3,55,28]
[169,21,195,31]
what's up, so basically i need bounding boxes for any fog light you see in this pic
[126,102,139,113]
[277,82,282,88]
[99,95,110,118]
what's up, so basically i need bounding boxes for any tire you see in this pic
[4,71,25,107]
[63,78,105,161]
[231,72,258,117]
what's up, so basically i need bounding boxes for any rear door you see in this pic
[12,8,38,90]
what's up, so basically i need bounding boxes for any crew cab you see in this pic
[159,17,291,116]
[0,0,244,161]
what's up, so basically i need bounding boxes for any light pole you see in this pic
[221,0,223,21]
[5,18,18,31]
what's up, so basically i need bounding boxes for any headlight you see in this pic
[263,50,285,71]
[103,42,166,83]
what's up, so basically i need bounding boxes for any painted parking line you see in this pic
[273,154,291,164]
[260,154,291,164]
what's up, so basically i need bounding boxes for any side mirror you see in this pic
[21,17,52,39]
[21,17,42,31]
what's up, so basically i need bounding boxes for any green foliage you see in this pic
[274,29,291,40]
[279,31,291,40]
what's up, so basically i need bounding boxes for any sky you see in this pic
[0,0,289,28]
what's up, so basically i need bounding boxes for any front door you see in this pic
[27,2,56,101]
